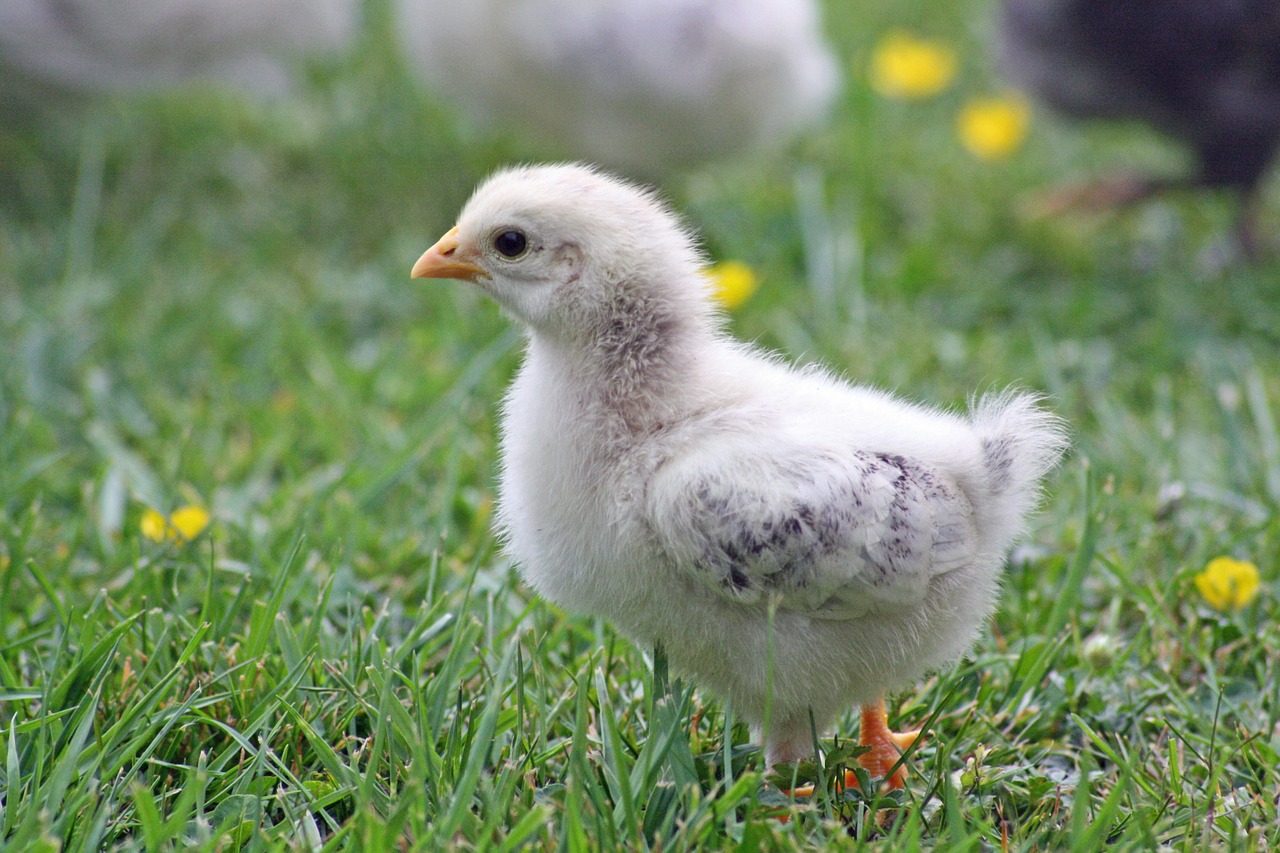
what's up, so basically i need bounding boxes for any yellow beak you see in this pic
[410,226,487,282]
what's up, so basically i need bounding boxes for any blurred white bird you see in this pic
[395,0,839,174]
[411,164,1067,788]
[0,0,356,101]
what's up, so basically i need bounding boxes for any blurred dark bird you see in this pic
[999,0,1280,255]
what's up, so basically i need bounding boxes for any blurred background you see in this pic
[2,0,1279,846]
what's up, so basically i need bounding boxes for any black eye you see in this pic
[494,230,527,258]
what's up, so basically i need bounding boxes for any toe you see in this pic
[889,728,921,750]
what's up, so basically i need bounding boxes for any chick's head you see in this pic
[412,164,711,339]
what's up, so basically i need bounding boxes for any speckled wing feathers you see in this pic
[645,448,978,618]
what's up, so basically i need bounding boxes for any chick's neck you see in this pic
[531,278,716,436]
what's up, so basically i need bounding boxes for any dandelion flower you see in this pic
[870,31,957,100]
[958,94,1031,161]
[703,260,758,310]
[1194,556,1260,611]
[139,509,168,542]
[141,505,211,543]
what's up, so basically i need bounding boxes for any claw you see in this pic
[889,728,921,751]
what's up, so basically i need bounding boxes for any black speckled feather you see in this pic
[648,449,977,617]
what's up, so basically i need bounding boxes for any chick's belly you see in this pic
[619,568,999,727]
[637,602,893,723]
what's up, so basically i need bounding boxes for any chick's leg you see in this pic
[765,724,821,799]
[849,696,919,790]
[770,699,919,797]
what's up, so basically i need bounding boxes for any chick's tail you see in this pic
[968,391,1069,554]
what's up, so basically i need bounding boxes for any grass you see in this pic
[2,0,1279,849]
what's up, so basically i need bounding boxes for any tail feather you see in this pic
[969,391,1069,551]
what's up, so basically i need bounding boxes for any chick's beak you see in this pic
[410,226,487,282]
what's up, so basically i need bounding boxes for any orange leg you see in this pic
[781,696,920,799]
[845,696,920,791]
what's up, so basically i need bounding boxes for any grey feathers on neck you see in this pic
[540,268,717,433]
[591,280,694,414]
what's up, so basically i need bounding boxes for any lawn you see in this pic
[2,0,1279,849]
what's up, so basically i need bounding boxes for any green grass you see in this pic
[3,1,1280,849]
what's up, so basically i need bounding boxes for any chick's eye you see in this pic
[494,230,528,258]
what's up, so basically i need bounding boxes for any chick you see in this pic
[411,164,1067,787]
[999,0,1280,254]
[0,0,355,104]
[394,0,838,175]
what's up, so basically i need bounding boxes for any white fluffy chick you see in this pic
[411,164,1067,786]
[0,0,355,99]
[395,0,838,174]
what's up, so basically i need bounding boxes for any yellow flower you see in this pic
[957,94,1031,161]
[703,261,758,311]
[140,505,211,543]
[870,31,957,100]
[1194,557,1260,611]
